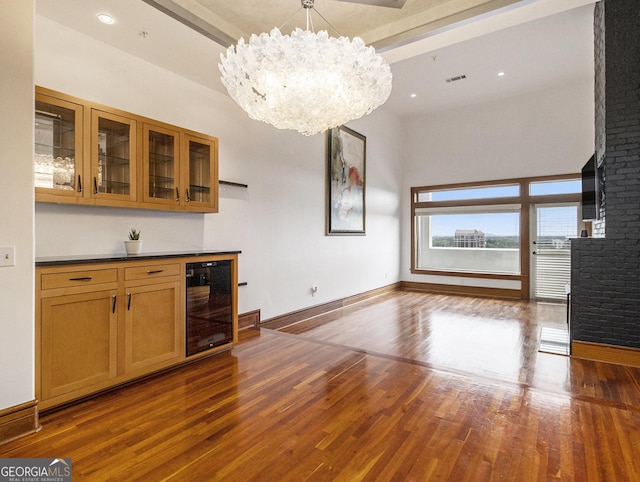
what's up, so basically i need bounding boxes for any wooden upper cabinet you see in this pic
[142,123,181,207]
[182,134,219,212]
[34,87,218,213]
[91,109,137,203]
[34,92,84,200]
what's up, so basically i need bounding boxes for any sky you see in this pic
[430,207,579,237]
[426,180,581,237]
[428,180,581,202]
[431,213,519,237]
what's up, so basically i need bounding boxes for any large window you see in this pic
[412,175,581,282]
[416,207,521,274]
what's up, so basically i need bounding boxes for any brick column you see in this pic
[571,0,640,350]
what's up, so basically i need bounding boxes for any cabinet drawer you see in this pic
[125,263,181,281]
[41,268,118,290]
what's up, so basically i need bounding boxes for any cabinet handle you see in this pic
[93,177,98,194]
[147,269,164,275]
[176,187,180,202]
[112,295,117,313]
[127,292,131,310]
[77,175,82,193]
[186,188,191,203]
[69,276,93,281]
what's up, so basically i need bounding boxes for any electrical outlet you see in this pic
[0,246,15,267]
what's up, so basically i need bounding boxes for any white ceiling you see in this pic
[135,0,523,50]
[388,4,595,116]
[35,0,596,119]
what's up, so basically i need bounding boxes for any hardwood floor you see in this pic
[2,291,640,480]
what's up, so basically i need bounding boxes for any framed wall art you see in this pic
[327,125,366,235]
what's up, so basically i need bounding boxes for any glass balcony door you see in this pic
[531,203,580,300]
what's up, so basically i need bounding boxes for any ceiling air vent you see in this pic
[446,74,467,83]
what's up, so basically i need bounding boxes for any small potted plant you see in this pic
[124,228,142,255]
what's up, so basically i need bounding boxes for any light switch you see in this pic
[0,246,15,267]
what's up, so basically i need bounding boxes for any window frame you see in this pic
[411,174,582,294]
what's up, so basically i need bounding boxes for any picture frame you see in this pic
[326,125,366,235]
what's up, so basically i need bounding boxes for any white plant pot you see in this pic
[124,240,143,255]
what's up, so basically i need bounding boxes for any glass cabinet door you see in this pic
[182,134,218,211]
[143,124,180,205]
[91,109,137,201]
[34,94,83,197]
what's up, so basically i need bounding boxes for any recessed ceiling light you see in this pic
[498,72,505,77]
[410,93,417,98]
[97,13,116,25]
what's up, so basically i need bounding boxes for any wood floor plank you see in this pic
[2,292,640,480]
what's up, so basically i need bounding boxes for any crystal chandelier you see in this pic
[219,0,392,136]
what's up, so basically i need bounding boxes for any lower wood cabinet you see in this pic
[124,281,181,374]
[40,289,118,400]
[35,254,238,411]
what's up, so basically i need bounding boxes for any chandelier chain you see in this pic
[310,6,342,36]
[278,7,303,31]
[278,0,342,36]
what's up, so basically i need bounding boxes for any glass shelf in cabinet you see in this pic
[98,123,130,137]
[188,146,210,155]
[99,140,131,151]
[148,186,175,197]
[189,184,211,193]
[35,179,75,191]
[98,179,130,195]
[148,152,175,163]
[34,123,76,136]
[98,154,131,166]
[148,174,175,185]
[35,143,76,153]
[35,113,75,134]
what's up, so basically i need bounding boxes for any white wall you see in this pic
[34,17,403,320]
[0,1,35,410]
[401,82,595,287]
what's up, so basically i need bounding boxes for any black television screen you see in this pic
[582,153,598,221]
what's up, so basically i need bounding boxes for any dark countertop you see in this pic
[35,250,242,266]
